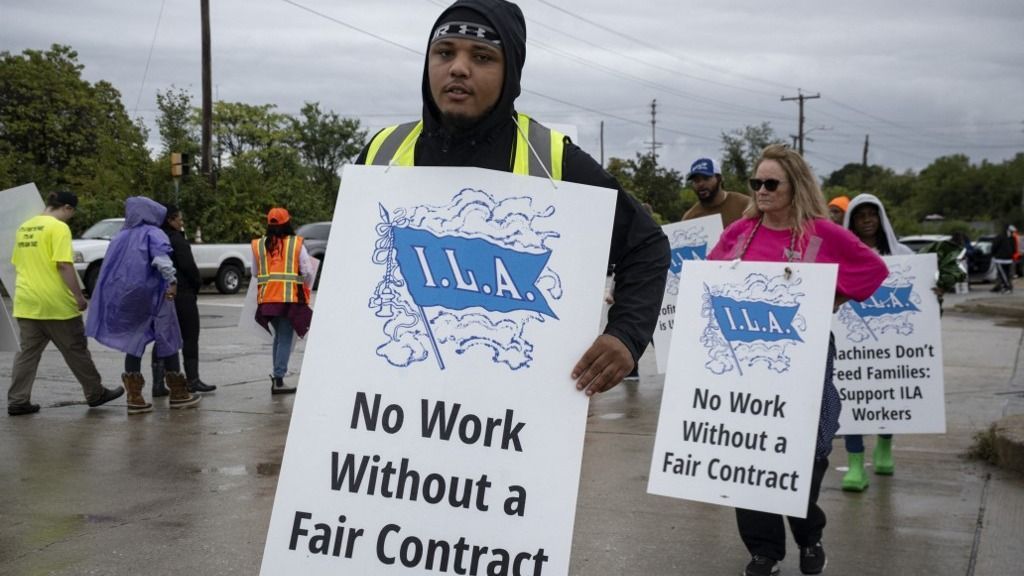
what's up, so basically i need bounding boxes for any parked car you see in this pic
[295,221,330,290]
[73,218,252,295]
[898,234,995,284]
[970,235,999,284]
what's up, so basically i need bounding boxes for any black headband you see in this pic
[431,21,502,48]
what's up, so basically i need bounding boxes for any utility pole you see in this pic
[646,99,662,164]
[600,120,605,167]
[201,0,213,188]
[862,134,870,167]
[781,90,820,156]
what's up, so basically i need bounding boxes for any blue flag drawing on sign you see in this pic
[710,295,803,344]
[848,286,919,318]
[669,244,707,274]
[392,227,556,318]
[837,264,921,343]
[370,189,562,372]
[701,273,807,376]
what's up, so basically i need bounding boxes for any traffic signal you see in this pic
[181,153,192,176]
[171,152,182,177]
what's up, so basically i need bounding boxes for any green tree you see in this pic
[155,87,199,156]
[607,153,686,222]
[213,101,292,164]
[0,45,150,233]
[720,122,784,186]
[290,102,366,206]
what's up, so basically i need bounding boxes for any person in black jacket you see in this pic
[153,204,216,395]
[356,0,669,395]
[992,225,1016,294]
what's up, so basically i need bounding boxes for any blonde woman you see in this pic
[708,145,888,576]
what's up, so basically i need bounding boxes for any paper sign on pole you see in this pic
[0,183,46,351]
[834,254,946,435]
[653,215,723,374]
[259,165,616,575]
[648,261,837,517]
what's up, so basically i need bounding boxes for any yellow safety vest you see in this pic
[364,113,565,180]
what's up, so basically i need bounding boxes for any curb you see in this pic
[994,414,1024,478]
[953,300,1024,320]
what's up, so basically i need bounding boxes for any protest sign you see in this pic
[834,254,946,434]
[260,165,616,575]
[648,261,837,517]
[652,215,723,374]
[0,183,46,351]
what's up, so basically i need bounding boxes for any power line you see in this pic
[529,0,799,92]
[132,0,166,116]
[281,0,717,143]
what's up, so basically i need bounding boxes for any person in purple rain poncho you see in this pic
[85,197,200,414]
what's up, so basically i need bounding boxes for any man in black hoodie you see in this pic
[357,0,669,396]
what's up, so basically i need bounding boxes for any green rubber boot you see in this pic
[874,437,894,475]
[842,452,869,492]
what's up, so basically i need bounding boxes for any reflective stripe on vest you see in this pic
[365,113,564,180]
[251,235,308,304]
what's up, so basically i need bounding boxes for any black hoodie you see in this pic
[357,0,669,362]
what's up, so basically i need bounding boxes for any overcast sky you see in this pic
[2,0,1023,179]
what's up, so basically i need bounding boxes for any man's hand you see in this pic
[165,283,177,301]
[572,334,635,396]
[75,295,88,311]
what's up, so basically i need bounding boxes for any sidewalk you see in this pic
[1,285,1023,575]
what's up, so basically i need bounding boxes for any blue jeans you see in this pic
[270,316,294,378]
[844,434,893,453]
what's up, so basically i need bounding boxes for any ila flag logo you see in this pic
[836,263,921,343]
[702,273,807,376]
[392,227,556,318]
[849,286,918,318]
[669,244,707,274]
[370,190,562,371]
[710,296,802,344]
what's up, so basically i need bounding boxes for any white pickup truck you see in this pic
[72,218,252,295]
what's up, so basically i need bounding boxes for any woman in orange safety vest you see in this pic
[251,207,316,394]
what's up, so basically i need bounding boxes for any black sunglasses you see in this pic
[748,178,785,192]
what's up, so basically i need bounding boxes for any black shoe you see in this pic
[188,379,217,393]
[270,375,296,395]
[87,386,125,407]
[799,542,827,574]
[744,555,780,576]
[8,403,41,416]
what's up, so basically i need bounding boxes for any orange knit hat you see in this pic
[828,196,850,212]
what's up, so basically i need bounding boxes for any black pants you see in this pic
[143,289,199,379]
[735,457,829,561]
[175,289,201,375]
[127,352,179,373]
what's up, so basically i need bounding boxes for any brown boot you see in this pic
[122,372,152,415]
[165,371,201,409]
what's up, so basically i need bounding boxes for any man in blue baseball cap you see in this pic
[682,157,750,227]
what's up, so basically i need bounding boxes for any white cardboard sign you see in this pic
[834,254,946,435]
[259,165,616,575]
[648,261,837,517]
[0,183,46,351]
[653,215,724,374]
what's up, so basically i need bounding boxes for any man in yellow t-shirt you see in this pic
[7,191,123,416]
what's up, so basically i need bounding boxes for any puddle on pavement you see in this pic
[192,462,281,477]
